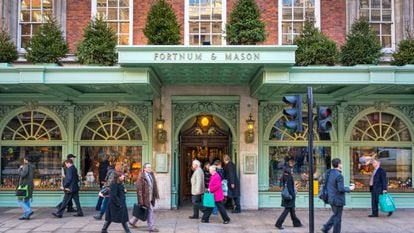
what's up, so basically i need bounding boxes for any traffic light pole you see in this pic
[307,87,314,233]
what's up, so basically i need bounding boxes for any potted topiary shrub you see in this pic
[76,16,118,66]
[339,17,382,66]
[144,0,180,45]
[391,32,414,66]
[0,29,18,66]
[25,16,68,65]
[226,0,266,45]
[294,21,338,66]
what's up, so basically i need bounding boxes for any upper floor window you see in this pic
[185,0,226,45]
[92,0,133,45]
[279,0,320,45]
[19,0,54,49]
[359,0,394,50]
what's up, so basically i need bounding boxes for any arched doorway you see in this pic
[178,115,232,205]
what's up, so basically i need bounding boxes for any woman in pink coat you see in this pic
[201,165,231,224]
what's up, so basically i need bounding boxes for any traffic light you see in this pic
[317,106,332,133]
[282,95,303,133]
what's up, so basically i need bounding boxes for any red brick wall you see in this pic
[321,0,346,45]
[66,0,91,53]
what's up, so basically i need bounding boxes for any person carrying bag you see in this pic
[16,155,35,220]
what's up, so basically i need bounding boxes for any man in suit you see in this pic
[56,154,77,213]
[322,158,355,233]
[52,159,83,218]
[369,158,392,217]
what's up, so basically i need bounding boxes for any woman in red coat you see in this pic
[201,165,231,224]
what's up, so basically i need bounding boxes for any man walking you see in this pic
[322,158,354,233]
[56,154,77,213]
[369,158,392,217]
[223,155,241,213]
[189,160,204,219]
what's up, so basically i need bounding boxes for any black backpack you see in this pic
[319,169,331,204]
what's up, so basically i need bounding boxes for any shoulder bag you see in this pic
[281,183,292,200]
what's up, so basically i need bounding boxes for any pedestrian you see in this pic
[128,163,160,232]
[322,158,355,233]
[101,171,131,233]
[223,154,241,213]
[275,157,302,229]
[17,155,35,220]
[369,158,392,217]
[96,155,110,211]
[56,154,77,213]
[94,158,116,220]
[189,159,205,219]
[201,165,231,224]
[52,159,84,218]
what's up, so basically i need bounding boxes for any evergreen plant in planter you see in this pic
[76,16,118,66]
[25,16,68,64]
[226,0,266,45]
[144,0,180,45]
[339,18,382,66]
[392,34,414,66]
[0,29,18,64]
[295,21,338,66]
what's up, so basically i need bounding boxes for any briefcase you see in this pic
[132,203,148,221]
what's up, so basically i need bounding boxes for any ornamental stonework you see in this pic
[344,105,369,130]
[393,105,414,125]
[261,103,283,128]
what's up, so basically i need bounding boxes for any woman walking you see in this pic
[101,171,131,233]
[275,157,303,229]
[17,155,34,220]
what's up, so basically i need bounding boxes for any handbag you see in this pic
[16,184,29,198]
[281,183,292,200]
[222,179,228,196]
[132,203,148,221]
[379,192,396,213]
[202,192,215,208]
[318,169,331,204]
[99,186,110,196]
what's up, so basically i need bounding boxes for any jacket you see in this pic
[63,165,80,193]
[208,172,224,202]
[98,160,110,184]
[280,166,296,208]
[105,182,129,223]
[136,171,159,208]
[18,163,34,199]
[327,169,350,207]
[370,167,387,195]
[224,161,240,198]
[191,167,204,195]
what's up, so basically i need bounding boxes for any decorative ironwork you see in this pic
[261,103,283,128]
[393,105,414,125]
[344,105,369,130]
[269,115,327,141]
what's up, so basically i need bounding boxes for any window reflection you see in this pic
[281,0,316,45]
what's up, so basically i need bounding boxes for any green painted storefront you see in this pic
[0,46,414,209]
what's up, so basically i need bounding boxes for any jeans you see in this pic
[100,197,109,215]
[323,205,343,233]
[17,198,32,218]
[96,196,104,211]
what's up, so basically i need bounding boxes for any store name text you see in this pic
[153,52,261,62]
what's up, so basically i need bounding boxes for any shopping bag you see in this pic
[15,184,28,198]
[202,192,215,208]
[222,179,228,196]
[132,203,148,221]
[281,184,292,200]
[379,193,396,213]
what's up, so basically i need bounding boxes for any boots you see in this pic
[94,213,103,220]
[121,222,132,233]
[101,221,111,233]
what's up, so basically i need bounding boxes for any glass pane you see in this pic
[283,0,292,7]
[119,0,129,7]
[211,35,221,45]
[350,147,412,192]
[282,23,291,33]
[190,34,200,45]
[21,24,31,35]
[360,9,369,18]
[32,0,41,8]
[32,24,41,34]
[382,36,391,48]
[382,0,391,8]
[119,8,129,20]
[21,0,30,10]
[212,22,221,33]
[305,8,315,21]
[360,0,369,8]
[282,8,292,20]
[109,22,117,32]
[212,5,222,20]
[293,22,304,34]
[108,8,117,20]
[371,24,380,35]
[42,0,52,9]
[200,11,211,20]
[200,22,211,33]
[294,7,304,20]
[371,10,381,21]
[382,23,391,34]
[120,22,129,33]
[108,0,117,7]
[294,0,303,7]
[189,22,199,33]
[372,0,381,8]
[32,10,42,22]
[269,146,331,191]
[119,35,129,45]
[282,34,292,45]
[21,11,31,22]
[382,10,392,21]
[97,0,107,7]
[97,8,106,18]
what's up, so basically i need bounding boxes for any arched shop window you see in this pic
[1,111,63,190]
[79,110,143,189]
[350,111,412,192]
[268,114,332,191]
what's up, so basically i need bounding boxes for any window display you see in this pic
[0,146,62,190]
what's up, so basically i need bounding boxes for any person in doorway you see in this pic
[56,154,77,213]
[223,154,241,213]
[369,158,392,217]
[275,157,302,229]
[52,159,84,218]
[322,158,355,233]
[17,155,35,220]
[129,163,160,232]
[189,159,205,219]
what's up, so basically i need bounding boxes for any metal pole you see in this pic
[307,87,314,233]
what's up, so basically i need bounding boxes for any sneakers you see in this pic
[223,219,231,224]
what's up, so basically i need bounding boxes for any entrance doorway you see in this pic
[178,115,231,206]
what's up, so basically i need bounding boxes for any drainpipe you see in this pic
[1,0,5,30]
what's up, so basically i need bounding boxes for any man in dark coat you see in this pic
[17,155,35,220]
[96,156,110,211]
[223,155,241,213]
[56,154,77,212]
[322,158,355,233]
[369,158,392,217]
[52,159,83,218]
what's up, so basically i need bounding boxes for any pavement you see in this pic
[0,206,413,233]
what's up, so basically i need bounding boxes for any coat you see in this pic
[18,163,34,199]
[105,182,129,223]
[327,169,351,207]
[209,172,224,202]
[98,160,110,185]
[224,161,240,198]
[136,171,159,208]
[191,167,204,195]
[370,167,387,195]
[280,167,296,208]
[63,165,80,193]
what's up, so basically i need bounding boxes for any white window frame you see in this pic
[184,0,226,45]
[278,0,321,45]
[91,0,133,45]
[357,0,395,53]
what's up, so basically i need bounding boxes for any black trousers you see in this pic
[57,191,83,215]
[371,191,380,216]
[202,201,230,222]
[323,205,343,233]
[191,194,202,218]
[226,196,241,211]
[275,207,302,227]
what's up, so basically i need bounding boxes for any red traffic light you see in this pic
[317,106,332,133]
[318,107,332,118]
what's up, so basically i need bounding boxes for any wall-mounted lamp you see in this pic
[245,113,255,143]
[156,111,167,144]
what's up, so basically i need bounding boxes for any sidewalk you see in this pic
[0,207,413,233]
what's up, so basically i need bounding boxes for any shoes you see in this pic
[275,225,284,230]
[368,214,379,217]
[93,214,102,220]
[188,216,199,219]
[73,213,84,217]
[231,209,241,213]
[67,208,77,213]
[52,212,62,218]
[321,228,328,233]
[28,211,34,217]
[223,219,231,224]
[388,212,393,217]
[201,219,209,223]
[18,216,29,220]
[149,228,159,232]
[128,221,137,228]
[294,224,303,227]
